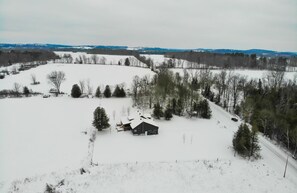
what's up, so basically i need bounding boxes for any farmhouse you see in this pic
[131,119,158,135]
[118,112,159,135]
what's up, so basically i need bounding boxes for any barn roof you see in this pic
[130,118,158,129]
[120,117,131,125]
[130,119,142,129]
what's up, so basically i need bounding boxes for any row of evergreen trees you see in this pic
[71,84,126,98]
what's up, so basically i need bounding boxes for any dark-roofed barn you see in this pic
[131,120,158,135]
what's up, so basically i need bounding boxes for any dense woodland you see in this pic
[176,68,297,156]
[165,51,297,70]
[0,50,59,67]
[131,67,212,120]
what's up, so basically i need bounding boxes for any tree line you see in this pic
[164,51,297,70]
[58,54,147,68]
[0,49,59,67]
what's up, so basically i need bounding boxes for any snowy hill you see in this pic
[0,96,296,192]
[0,61,297,192]
[0,63,155,94]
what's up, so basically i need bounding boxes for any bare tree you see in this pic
[13,82,21,96]
[131,75,141,104]
[230,74,240,111]
[79,80,85,94]
[11,66,18,74]
[265,70,285,90]
[47,71,66,96]
[238,75,248,100]
[82,55,88,64]
[86,79,93,95]
[99,57,106,64]
[91,54,98,64]
[31,74,38,85]
[214,70,227,104]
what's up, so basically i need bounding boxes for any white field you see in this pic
[0,63,155,94]
[0,97,297,193]
[55,51,147,67]
[0,62,297,192]
[171,68,297,81]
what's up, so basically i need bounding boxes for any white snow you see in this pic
[170,68,297,81]
[0,96,296,193]
[0,63,155,94]
[0,56,297,193]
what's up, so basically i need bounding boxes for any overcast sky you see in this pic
[0,0,296,51]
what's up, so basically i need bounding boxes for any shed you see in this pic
[120,117,132,130]
[131,119,158,135]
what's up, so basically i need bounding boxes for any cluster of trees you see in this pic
[192,99,212,119]
[71,83,126,98]
[165,51,297,70]
[233,124,260,159]
[189,68,297,156]
[132,68,212,120]
[0,83,39,98]
[239,75,297,156]
[59,53,147,68]
[0,50,59,67]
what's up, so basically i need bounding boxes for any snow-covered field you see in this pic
[0,96,297,193]
[55,51,147,67]
[171,68,297,81]
[0,63,155,94]
[0,62,297,192]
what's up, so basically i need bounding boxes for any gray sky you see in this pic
[0,0,296,51]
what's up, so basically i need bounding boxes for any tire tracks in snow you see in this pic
[259,136,297,173]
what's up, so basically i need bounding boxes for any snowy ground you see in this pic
[0,96,297,193]
[0,63,155,94]
[0,61,297,192]
[171,68,297,81]
[55,51,147,67]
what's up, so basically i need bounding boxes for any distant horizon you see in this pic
[1,42,297,53]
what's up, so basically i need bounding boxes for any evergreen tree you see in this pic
[200,99,212,119]
[103,85,111,98]
[112,85,126,97]
[92,107,110,131]
[153,102,163,119]
[232,123,260,159]
[95,86,101,98]
[176,98,183,116]
[250,124,261,158]
[119,87,126,97]
[164,104,173,120]
[112,85,121,97]
[23,86,30,97]
[172,98,177,114]
[71,84,82,98]
[234,105,241,116]
[124,58,130,66]
[233,124,250,157]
